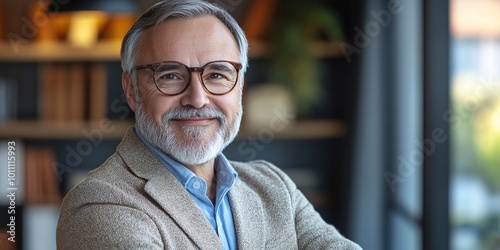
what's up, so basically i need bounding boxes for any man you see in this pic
[56,0,361,249]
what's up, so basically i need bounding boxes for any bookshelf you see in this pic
[0,120,133,140]
[239,119,346,139]
[0,40,347,141]
[0,41,122,62]
[0,119,345,140]
[0,40,344,61]
[0,38,350,208]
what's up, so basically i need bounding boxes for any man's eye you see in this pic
[208,73,226,79]
[159,73,179,80]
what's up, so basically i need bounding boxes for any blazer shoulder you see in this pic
[230,159,286,175]
[230,160,297,192]
[230,160,283,176]
[61,152,145,211]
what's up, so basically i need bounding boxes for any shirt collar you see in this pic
[134,128,238,188]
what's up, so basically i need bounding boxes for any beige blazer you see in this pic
[56,128,362,249]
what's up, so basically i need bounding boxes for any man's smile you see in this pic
[171,117,217,126]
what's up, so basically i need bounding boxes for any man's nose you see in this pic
[180,74,210,108]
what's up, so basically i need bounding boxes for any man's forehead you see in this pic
[136,15,239,65]
[145,15,230,40]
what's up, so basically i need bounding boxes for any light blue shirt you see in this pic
[135,129,238,250]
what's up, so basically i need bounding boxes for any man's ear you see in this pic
[122,72,137,112]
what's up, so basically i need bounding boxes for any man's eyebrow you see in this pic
[207,63,234,72]
[157,63,183,71]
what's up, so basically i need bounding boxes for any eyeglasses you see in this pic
[134,60,242,96]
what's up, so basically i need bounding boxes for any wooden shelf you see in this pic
[0,40,343,62]
[0,119,345,140]
[0,41,122,62]
[0,120,133,140]
[249,40,344,59]
[238,119,346,139]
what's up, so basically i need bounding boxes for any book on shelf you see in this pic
[2,0,30,43]
[40,63,57,121]
[40,147,61,204]
[24,146,61,205]
[40,62,105,123]
[68,63,86,121]
[89,63,108,121]
[41,63,86,122]
[0,0,4,41]
[0,232,16,250]
[0,77,18,122]
[53,63,69,121]
[23,146,37,204]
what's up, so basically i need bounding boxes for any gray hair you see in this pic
[120,0,249,78]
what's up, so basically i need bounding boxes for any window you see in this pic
[450,0,500,249]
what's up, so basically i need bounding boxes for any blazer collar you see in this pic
[116,128,224,250]
[228,162,266,249]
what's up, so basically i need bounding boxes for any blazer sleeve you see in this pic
[57,203,163,250]
[56,177,164,250]
[264,162,362,250]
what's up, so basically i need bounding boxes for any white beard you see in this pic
[134,99,242,166]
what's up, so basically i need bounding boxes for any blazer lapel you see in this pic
[117,128,223,249]
[229,177,265,249]
[144,176,223,249]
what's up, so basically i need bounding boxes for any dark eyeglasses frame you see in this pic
[133,60,243,96]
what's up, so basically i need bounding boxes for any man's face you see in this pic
[124,15,242,166]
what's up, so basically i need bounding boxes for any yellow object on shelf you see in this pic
[67,11,108,48]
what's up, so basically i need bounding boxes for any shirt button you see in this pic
[193,181,201,189]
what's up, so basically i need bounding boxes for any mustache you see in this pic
[161,106,226,123]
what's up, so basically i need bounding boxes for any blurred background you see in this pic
[0,0,498,249]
